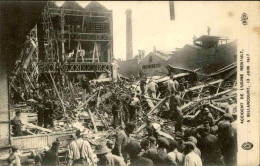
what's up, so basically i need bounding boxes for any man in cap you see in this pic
[112,123,135,163]
[42,141,60,166]
[217,113,235,165]
[35,97,45,127]
[140,139,151,156]
[183,142,202,166]
[168,140,185,166]
[67,130,95,166]
[140,77,147,95]
[147,136,157,150]
[125,140,153,166]
[129,93,140,121]
[112,99,121,128]
[143,137,177,166]
[201,107,215,126]
[186,138,201,157]
[169,95,183,132]
[7,145,21,166]
[196,127,224,166]
[12,110,23,137]
[95,143,126,166]
[174,132,185,153]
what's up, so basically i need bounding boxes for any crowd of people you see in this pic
[9,75,237,166]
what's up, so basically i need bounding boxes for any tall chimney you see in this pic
[126,9,133,60]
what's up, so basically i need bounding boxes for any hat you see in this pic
[169,140,179,151]
[15,109,21,115]
[52,141,60,148]
[125,140,141,155]
[106,140,114,149]
[94,143,111,154]
[11,145,19,151]
[76,130,84,137]
[184,141,196,149]
[187,136,197,145]
[140,139,150,149]
[157,137,169,149]
[125,122,135,131]
[174,132,183,140]
[148,136,156,142]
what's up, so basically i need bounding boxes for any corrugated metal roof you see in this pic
[84,1,108,11]
[61,1,83,10]
[152,51,173,61]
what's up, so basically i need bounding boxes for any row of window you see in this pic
[142,63,161,69]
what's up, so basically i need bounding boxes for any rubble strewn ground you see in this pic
[7,63,237,165]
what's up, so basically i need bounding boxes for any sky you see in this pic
[55,1,252,60]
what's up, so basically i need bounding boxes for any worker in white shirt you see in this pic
[166,76,174,96]
[148,80,158,98]
[172,78,179,93]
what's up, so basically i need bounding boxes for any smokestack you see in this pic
[126,9,133,60]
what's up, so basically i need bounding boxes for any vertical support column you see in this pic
[110,11,113,63]
[61,10,65,63]
[0,63,10,148]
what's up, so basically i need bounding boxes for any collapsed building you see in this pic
[0,2,237,166]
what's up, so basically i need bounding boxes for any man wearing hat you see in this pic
[95,143,126,166]
[174,132,185,153]
[196,127,224,166]
[147,136,157,150]
[112,123,135,163]
[169,95,183,132]
[183,142,202,166]
[7,145,21,166]
[42,141,60,166]
[168,140,185,166]
[143,137,177,166]
[67,130,95,166]
[125,140,153,166]
[217,113,235,166]
[12,109,23,137]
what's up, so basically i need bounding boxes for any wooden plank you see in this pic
[88,109,98,133]
[23,122,52,133]
[184,79,223,92]
[49,72,66,115]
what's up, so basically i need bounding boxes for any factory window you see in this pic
[142,63,161,69]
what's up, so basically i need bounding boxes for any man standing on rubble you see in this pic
[169,95,183,132]
[166,76,174,96]
[129,93,140,122]
[43,97,54,128]
[140,77,147,95]
[12,110,23,137]
[112,99,121,128]
[36,98,45,127]
[148,80,158,98]
[112,123,135,163]
[67,130,95,166]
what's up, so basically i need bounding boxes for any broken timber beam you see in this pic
[23,122,52,133]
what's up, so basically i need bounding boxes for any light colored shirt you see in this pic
[168,149,185,166]
[148,81,158,92]
[68,138,94,163]
[173,80,179,92]
[167,79,174,92]
[184,151,202,166]
[130,97,140,106]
